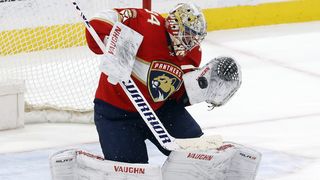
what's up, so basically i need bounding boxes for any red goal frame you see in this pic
[143,0,151,10]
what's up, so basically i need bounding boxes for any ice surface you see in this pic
[1,21,320,180]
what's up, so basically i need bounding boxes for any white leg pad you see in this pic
[50,149,162,180]
[50,149,77,180]
[162,142,261,180]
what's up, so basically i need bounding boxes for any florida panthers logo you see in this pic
[152,74,176,101]
[148,61,183,102]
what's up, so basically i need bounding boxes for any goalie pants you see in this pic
[94,98,203,163]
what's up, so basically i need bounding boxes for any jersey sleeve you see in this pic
[114,8,139,24]
[85,8,140,54]
[172,46,203,106]
[186,45,202,68]
[85,10,120,54]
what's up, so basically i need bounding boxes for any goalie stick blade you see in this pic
[174,135,223,151]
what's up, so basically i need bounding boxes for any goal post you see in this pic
[0,0,150,123]
[143,0,151,10]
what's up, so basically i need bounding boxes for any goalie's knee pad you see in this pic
[162,142,261,180]
[50,149,162,180]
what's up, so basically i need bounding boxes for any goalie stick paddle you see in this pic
[69,0,180,151]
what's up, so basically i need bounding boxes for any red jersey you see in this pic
[86,8,202,112]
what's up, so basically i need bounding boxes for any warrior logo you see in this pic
[148,61,183,102]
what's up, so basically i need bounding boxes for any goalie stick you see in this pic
[69,0,222,152]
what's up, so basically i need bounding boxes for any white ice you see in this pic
[1,21,320,180]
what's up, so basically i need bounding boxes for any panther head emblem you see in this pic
[152,74,177,101]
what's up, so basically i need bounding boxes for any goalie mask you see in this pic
[165,3,207,57]
[182,57,242,107]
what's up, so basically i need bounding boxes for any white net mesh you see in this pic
[0,0,143,113]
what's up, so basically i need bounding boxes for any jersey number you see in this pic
[145,9,160,26]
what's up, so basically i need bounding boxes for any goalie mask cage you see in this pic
[0,0,150,123]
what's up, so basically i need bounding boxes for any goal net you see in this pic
[0,0,145,122]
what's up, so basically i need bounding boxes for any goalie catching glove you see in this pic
[183,56,242,107]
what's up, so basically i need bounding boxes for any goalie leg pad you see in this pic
[50,149,162,180]
[50,149,77,180]
[161,142,261,180]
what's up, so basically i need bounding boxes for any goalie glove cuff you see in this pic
[182,56,242,107]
